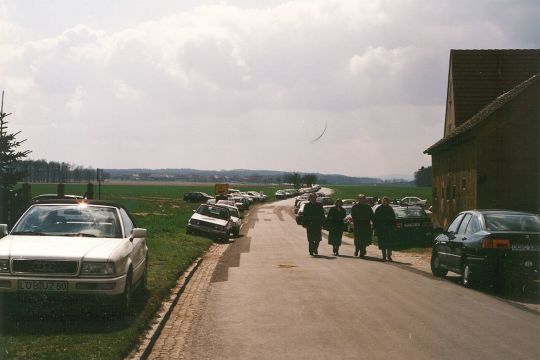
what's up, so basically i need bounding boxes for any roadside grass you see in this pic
[0,182,283,359]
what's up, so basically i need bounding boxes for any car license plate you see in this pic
[404,223,420,228]
[18,280,68,292]
[511,244,540,251]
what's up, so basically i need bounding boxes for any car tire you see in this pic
[139,259,148,293]
[430,252,448,278]
[116,271,133,316]
[462,261,477,288]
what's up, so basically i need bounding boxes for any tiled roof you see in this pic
[425,73,539,154]
[450,49,540,127]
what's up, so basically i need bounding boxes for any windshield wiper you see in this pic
[61,233,98,238]
[10,231,47,236]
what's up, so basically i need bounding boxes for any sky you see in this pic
[1,0,538,178]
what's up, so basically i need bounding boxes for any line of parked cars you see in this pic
[184,189,267,242]
[275,185,322,200]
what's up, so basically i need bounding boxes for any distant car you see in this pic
[295,200,308,214]
[296,202,307,225]
[183,192,214,203]
[316,197,334,206]
[341,199,356,206]
[400,197,427,207]
[431,210,540,292]
[187,204,233,241]
[275,190,287,200]
[216,203,242,237]
[0,199,148,314]
[392,206,434,245]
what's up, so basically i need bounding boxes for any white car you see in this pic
[216,202,243,237]
[0,200,148,314]
[400,197,427,207]
[187,204,233,241]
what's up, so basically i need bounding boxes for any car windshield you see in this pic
[197,205,230,220]
[394,207,427,219]
[484,214,540,232]
[11,204,122,238]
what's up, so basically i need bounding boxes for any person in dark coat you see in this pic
[303,193,325,256]
[326,199,347,256]
[350,194,374,257]
[374,196,396,261]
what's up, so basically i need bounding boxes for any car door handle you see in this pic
[461,237,467,241]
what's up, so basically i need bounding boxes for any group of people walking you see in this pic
[302,193,396,260]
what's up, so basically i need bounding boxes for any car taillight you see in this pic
[482,238,510,249]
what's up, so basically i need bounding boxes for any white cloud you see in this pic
[0,0,538,176]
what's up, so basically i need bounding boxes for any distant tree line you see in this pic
[284,173,318,188]
[15,159,101,183]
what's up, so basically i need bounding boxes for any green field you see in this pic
[0,182,430,358]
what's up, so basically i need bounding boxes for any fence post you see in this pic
[86,183,94,200]
[57,183,65,197]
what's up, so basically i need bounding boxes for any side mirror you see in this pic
[446,231,456,240]
[0,224,8,238]
[193,210,196,213]
[130,228,147,240]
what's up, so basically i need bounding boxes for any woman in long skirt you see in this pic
[327,199,347,256]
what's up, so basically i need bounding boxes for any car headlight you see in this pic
[0,259,9,273]
[81,262,115,275]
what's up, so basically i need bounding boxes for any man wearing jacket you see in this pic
[303,193,325,256]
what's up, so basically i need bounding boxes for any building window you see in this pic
[462,178,466,190]
[446,186,451,200]
[452,185,457,200]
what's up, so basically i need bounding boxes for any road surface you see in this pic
[149,197,540,360]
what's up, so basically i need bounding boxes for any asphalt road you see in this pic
[182,198,540,360]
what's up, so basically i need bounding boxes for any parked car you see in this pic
[0,199,148,314]
[341,199,356,206]
[316,197,334,206]
[183,192,214,203]
[187,204,233,241]
[216,203,242,237]
[430,210,540,292]
[275,190,287,200]
[296,202,307,225]
[392,206,434,245]
[400,197,427,207]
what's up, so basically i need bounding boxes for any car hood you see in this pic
[0,235,127,260]
[191,213,229,226]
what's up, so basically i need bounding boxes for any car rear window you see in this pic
[484,214,540,232]
[394,207,427,219]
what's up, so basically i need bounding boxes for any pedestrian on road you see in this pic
[303,193,325,256]
[326,198,347,256]
[374,196,396,261]
[350,194,374,257]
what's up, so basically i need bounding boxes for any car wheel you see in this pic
[462,261,477,288]
[116,271,133,315]
[139,259,148,292]
[430,252,448,277]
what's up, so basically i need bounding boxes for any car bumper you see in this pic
[188,224,229,238]
[0,274,127,296]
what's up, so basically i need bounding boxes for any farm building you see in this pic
[425,49,540,228]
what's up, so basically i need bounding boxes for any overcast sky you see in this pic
[1,0,538,178]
